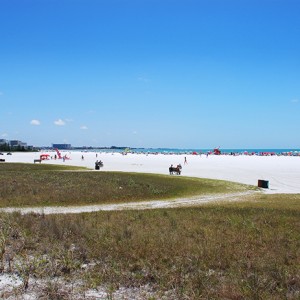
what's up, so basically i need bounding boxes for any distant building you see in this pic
[52,143,72,150]
[0,139,34,151]
[10,140,28,149]
[0,139,8,145]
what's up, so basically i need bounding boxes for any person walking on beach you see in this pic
[184,156,187,164]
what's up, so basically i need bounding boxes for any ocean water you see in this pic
[86,148,300,155]
[134,148,300,155]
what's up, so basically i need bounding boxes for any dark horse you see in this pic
[169,164,182,175]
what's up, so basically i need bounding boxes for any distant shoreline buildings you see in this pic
[0,139,131,151]
[0,139,33,151]
[52,143,72,150]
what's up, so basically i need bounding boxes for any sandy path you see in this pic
[0,191,257,215]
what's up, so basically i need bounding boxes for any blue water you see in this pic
[85,148,300,155]
[134,148,300,155]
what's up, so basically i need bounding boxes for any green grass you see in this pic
[0,163,254,207]
[1,163,298,298]
[0,194,299,299]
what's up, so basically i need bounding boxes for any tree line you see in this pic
[0,143,30,152]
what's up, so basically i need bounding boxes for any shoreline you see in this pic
[35,148,300,156]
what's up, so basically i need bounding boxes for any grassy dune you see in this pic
[0,163,254,207]
[0,194,299,299]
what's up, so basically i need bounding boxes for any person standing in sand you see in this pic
[184,156,187,164]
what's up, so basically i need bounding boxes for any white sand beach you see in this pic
[3,150,300,194]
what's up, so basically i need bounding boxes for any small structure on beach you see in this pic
[213,147,221,155]
[40,154,50,160]
[258,179,269,189]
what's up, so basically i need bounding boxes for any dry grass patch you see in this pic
[0,194,299,299]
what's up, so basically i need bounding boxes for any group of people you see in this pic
[95,160,103,170]
[169,163,182,175]
[169,157,187,175]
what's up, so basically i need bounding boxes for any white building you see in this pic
[0,139,8,145]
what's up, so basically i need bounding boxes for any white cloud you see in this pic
[80,125,88,130]
[291,99,299,103]
[1,133,8,137]
[30,119,41,126]
[54,119,66,126]
[132,130,138,135]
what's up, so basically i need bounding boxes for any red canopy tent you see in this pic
[213,148,221,155]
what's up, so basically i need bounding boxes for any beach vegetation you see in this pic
[0,144,38,152]
[0,194,299,299]
[0,163,255,208]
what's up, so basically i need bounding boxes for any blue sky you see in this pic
[0,0,299,148]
